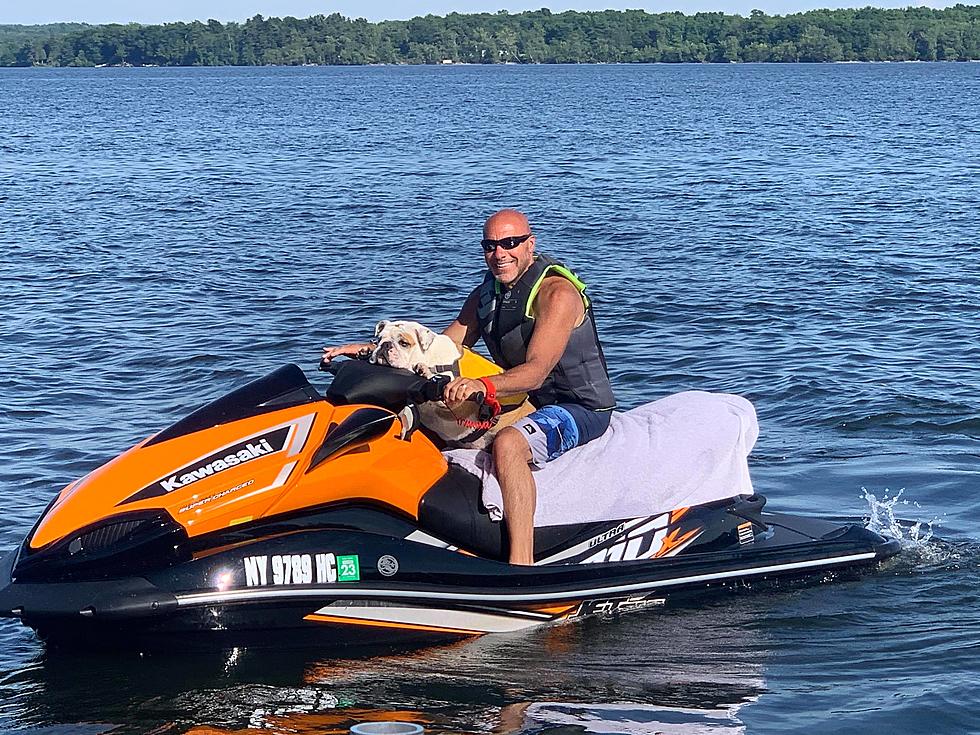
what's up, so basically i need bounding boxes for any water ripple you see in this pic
[1,62,979,733]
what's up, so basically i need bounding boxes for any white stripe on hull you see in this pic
[311,603,549,633]
[176,550,878,607]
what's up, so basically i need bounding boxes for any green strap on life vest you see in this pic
[523,263,590,319]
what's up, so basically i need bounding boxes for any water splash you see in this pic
[861,487,938,549]
[858,487,971,573]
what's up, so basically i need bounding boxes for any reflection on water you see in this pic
[182,700,756,734]
[6,602,767,734]
[185,708,430,735]
[501,700,752,734]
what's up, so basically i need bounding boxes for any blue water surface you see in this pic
[1,63,979,734]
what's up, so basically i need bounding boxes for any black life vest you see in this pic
[476,254,616,411]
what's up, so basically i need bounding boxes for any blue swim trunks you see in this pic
[512,403,612,466]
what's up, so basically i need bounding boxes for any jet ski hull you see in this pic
[0,514,899,650]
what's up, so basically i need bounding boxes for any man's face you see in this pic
[483,223,535,287]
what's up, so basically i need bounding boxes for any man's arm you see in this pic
[442,287,482,350]
[444,277,584,403]
[321,342,374,362]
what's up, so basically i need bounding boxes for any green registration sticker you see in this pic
[337,554,360,581]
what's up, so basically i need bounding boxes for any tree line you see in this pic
[0,23,91,47]
[3,6,980,67]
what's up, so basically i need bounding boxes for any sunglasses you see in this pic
[480,233,532,253]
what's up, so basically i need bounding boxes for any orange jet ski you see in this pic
[0,361,900,649]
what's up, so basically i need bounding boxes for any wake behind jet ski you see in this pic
[0,361,900,650]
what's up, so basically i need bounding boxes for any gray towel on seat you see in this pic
[444,391,759,526]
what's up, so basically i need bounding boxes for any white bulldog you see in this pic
[369,320,532,449]
[370,320,462,377]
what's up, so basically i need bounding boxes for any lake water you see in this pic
[1,63,979,734]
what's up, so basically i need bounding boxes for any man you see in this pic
[323,209,616,565]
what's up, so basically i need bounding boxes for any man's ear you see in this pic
[415,327,436,352]
[374,320,388,338]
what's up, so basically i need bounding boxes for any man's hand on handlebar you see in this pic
[321,343,374,363]
[444,376,485,407]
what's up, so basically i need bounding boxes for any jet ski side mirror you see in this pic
[307,408,396,471]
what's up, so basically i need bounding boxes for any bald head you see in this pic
[484,209,531,239]
[482,209,537,287]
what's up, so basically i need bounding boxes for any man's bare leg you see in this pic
[492,426,536,565]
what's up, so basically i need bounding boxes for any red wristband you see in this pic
[477,376,502,418]
[477,376,496,400]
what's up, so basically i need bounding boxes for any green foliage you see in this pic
[0,22,92,46]
[2,6,980,66]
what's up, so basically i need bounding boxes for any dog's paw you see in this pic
[397,404,419,440]
[413,364,435,379]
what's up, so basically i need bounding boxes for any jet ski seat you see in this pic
[446,391,760,529]
[418,463,618,561]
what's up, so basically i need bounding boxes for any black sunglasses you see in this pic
[481,233,532,253]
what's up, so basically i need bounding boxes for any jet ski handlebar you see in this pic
[411,374,486,407]
[318,359,344,375]
[317,358,485,410]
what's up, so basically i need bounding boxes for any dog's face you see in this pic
[371,320,454,372]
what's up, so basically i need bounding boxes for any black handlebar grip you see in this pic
[416,375,451,403]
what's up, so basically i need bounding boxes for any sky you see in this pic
[0,0,951,25]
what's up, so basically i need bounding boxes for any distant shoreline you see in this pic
[6,59,980,69]
[3,6,979,67]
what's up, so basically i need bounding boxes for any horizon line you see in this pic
[1,3,964,28]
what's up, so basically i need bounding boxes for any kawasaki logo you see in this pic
[120,426,291,505]
[159,438,274,493]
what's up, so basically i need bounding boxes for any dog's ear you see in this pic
[374,320,388,338]
[415,326,436,352]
